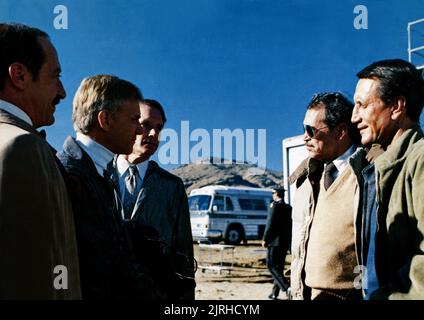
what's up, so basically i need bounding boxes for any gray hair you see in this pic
[72,74,143,134]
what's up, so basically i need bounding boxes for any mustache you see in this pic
[141,140,158,146]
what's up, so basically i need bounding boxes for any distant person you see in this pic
[262,188,292,300]
[0,23,81,299]
[289,92,363,300]
[108,99,195,300]
[57,75,148,299]
[351,59,424,299]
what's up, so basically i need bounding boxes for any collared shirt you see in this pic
[75,132,114,176]
[326,144,356,180]
[361,163,379,299]
[0,99,33,126]
[116,155,148,199]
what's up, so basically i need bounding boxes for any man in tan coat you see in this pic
[0,23,81,299]
[290,92,362,300]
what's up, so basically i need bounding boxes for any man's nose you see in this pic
[135,122,143,135]
[351,105,360,123]
[149,128,159,137]
[58,80,66,99]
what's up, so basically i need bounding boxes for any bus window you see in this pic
[238,198,253,210]
[212,196,225,211]
[188,195,211,212]
[252,199,266,211]
[226,197,234,211]
[239,198,266,211]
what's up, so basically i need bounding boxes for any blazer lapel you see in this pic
[132,161,156,220]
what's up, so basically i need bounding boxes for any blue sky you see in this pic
[1,0,423,172]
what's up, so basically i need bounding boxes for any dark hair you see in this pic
[357,59,424,121]
[0,23,49,90]
[272,188,285,198]
[307,92,361,144]
[142,99,167,124]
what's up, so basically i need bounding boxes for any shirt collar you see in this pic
[116,155,149,181]
[0,99,33,126]
[330,144,356,174]
[75,132,115,176]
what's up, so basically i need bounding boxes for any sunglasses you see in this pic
[303,124,328,137]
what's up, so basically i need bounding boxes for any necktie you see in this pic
[324,161,337,190]
[123,165,139,219]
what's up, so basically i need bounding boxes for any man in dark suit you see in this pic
[0,23,81,299]
[262,188,292,300]
[109,99,195,300]
[57,75,153,299]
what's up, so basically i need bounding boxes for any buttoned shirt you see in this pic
[0,99,33,126]
[75,132,114,176]
[116,155,148,203]
[327,144,356,180]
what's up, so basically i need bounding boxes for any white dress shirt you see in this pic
[75,132,114,176]
[0,99,33,126]
[116,155,148,199]
[326,144,356,180]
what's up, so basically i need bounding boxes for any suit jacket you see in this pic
[263,200,292,248]
[57,136,154,299]
[108,158,195,299]
[0,109,81,299]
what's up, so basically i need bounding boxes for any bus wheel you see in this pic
[225,226,243,245]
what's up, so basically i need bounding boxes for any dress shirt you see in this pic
[0,99,33,126]
[116,155,148,199]
[75,132,114,176]
[326,144,356,180]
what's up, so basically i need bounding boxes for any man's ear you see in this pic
[336,123,348,140]
[391,96,407,121]
[8,63,30,90]
[98,110,112,131]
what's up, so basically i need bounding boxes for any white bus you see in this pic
[189,185,273,244]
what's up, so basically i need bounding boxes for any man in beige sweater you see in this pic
[290,92,363,300]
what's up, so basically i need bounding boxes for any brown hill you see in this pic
[170,158,283,194]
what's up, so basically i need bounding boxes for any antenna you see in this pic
[408,18,424,71]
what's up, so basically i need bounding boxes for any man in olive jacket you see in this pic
[0,23,81,299]
[109,99,195,300]
[352,59,424,299]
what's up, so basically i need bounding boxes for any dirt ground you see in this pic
[193,241,291,300]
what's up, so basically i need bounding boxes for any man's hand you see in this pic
[262,240,268,248]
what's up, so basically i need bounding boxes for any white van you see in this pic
[189,185,273,244]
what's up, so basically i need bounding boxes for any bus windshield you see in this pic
[188,195,212,212]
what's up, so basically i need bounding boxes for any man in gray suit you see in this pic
[0,23,81,299]
[109,99,195,300]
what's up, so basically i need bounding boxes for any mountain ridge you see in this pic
[170,157,284,194]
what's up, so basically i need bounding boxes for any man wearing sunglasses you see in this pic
[290,92,364,300]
